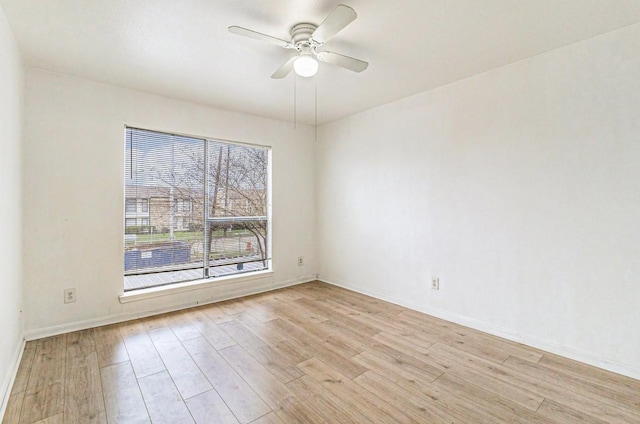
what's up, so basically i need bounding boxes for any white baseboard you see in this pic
[24,275,315,341]
[0,337,25,422]
[318,275,640,381]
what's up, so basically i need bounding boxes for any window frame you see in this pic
[123,126,272,292]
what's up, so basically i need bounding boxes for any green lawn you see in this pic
[129,229,253,244]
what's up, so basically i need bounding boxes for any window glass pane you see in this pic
[124,129,205,285]
[205,141,269,278]
[125,198,136,212]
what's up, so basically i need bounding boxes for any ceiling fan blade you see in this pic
[228,26,293,48]
[317,51,368,73]
[271,56,298,79]
[311,4,357,44]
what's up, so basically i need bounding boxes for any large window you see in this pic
[124,127,271,291]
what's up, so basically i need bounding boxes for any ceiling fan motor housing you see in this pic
[290,23,318,49]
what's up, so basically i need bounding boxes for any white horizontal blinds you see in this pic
[206,140,270,277]
[124,127,206,285]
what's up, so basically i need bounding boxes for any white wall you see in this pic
[22,69,316,336]
[317,23,640,378]
[0,4,24,413]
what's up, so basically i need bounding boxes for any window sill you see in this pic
[118,269,274,304]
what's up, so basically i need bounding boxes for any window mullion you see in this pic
[203,138,209,278]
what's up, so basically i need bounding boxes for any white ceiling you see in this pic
[2,0,640,125]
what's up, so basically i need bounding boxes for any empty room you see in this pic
[1,1,639,423]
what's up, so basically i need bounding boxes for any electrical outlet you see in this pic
[431,278,440,290]
[64,288,76,303]
[298,256,304,266]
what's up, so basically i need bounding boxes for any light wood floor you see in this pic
[3,282,640,424]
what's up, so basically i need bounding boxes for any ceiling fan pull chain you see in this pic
[293,74,297,129]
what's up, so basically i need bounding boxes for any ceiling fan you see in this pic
[229,4,368,79]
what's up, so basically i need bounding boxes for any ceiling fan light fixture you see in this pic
[230,4,367,79]
[293,54,318,77]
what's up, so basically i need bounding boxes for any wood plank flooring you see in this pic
[4,281,640,423]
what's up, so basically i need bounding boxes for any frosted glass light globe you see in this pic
[294,55,318,77]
